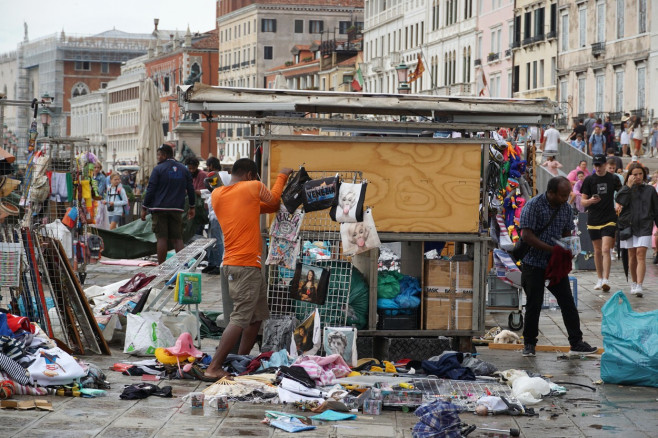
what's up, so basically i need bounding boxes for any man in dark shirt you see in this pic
[519,176,597,357]
[572,119,587,141]
[580,154,622,292]
[141,144,196,264]
[606,148,623,173]
[583,112,596,139]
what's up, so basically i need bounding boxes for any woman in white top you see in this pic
[631,117,644,156]
[620,120,631,157]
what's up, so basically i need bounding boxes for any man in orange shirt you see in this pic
[205,158,292,379]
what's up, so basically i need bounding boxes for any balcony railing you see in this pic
[389,51,400,67]
[511,40,520,49]
[241,61,250,67]
[231,63,239,69]
[370,57,384,73]
[504,49,512,58]
[487,52,500,62]
[608,111,623,122]
[522,37,532,46]
[546,30,557,40]
[474,58,481,66]
[631,109,646,118]
[532,34,545,43]
[592,42,606,56]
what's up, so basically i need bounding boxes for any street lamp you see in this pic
[39,107,52,137]
[40,93,54,106]
[396,62,410,94]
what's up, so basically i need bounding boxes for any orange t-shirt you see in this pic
[211,174,287,267]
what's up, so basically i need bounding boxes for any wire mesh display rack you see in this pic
[267,170,363,327]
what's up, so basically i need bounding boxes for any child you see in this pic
[541,155,562,176]
[104,173,129,230]
[571,134,586,152]
[570,171,586,213]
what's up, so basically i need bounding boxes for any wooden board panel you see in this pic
[269,139,482,233]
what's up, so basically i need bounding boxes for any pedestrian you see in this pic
[541,154,562,176]
[588,125,607,156]
[204,159,292,380]
[602,116,616,153]
[625,155,644,171]
[104,173,129,230]
[620,120,631,157]
[616,163,658,297]
[570,170,586,213]
[649,122,658,158]
[184,156,208,197]
[631,116,644,156]
[92,162,107,199]
[583,112,597,139]
[580,154,622,292]
[516,127,528,146]
[570,134,586,152]
[519,176,598,357]
[202,156,228,275]
[567,160,591,185]
[541,122,560,155]
[141,144,196,264]
[605,148,623,174]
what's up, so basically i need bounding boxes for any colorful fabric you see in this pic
[412,400,463,438]
[0,372,51,395]
[0,353,30,385]
[292,354,351,386]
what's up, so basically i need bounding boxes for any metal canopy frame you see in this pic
[177,85,557,340]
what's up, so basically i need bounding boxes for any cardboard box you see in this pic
[424,260,451,293]
[424,295,452,329]
[454,297,473,330]
[454,261,474,293]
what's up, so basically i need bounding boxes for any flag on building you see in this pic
[407,54,425,83]
[352,66,364,91]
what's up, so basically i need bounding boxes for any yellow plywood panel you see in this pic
[269,139,481,233]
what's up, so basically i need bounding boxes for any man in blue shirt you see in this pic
[588,126,607,156]
[141,144,196,264]
[519,176,597,357]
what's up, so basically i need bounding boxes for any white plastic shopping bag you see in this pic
[124,311,175,356]
[27,347,86,386]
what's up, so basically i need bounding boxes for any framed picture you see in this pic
[289,263,330,305]
[323,327,358,366]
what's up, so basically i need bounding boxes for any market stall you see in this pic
[178,84,557,349]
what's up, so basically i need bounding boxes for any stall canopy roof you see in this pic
[178,83,559,125]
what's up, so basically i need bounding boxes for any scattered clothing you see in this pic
[119,383,173,400]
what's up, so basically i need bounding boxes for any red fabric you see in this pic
[241,351,274,375]
[544,245,572,286]
[5,314,31,333]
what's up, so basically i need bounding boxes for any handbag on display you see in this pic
[281,167,312,213]
[289,262,330,305]
[302,174,340,212]
[340,208,381,256]
[329,181,367,223]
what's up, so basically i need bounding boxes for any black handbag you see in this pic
[302,174,340,212]
[510,207,560,261]
[281,167,311,213]
[618,209,632,241]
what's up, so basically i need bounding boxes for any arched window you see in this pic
[72,82,90,97]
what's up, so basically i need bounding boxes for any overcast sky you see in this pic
[0,0,217,54]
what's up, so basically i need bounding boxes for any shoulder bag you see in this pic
[510,206,560,262]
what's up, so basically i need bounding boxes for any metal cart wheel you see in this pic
[508,311,523,331]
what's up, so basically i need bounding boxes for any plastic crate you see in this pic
[542,276,578,309]
[376,308,419,330]
[487,274,521,308]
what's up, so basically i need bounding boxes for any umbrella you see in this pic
[137,77,164,188]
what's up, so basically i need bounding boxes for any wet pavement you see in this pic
[3,242,658,437]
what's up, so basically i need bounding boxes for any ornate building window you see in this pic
[72,82,90,97]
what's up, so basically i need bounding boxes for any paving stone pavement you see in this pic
[3,251,658,437]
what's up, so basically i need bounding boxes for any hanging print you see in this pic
[289,263,330,305]
[330,182,367,223]
[340,208,381,255]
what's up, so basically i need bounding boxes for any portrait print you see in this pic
[330,182,367,223]
[293,310,321,356]
[289,263,329,305]
[340,208,381,255]
[323,326,357,366]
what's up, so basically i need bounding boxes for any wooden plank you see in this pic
[55,239,111,355]
[488,343,604,354]
[269,140,482,234]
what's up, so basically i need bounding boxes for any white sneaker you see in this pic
[601,279,610,293]
[630,282,638,294]
[635,284,644,297]
[594,279,603,290]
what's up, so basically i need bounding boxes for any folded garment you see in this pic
[309,410,356,421]
[0,353,30,385]
[119,383,172,400]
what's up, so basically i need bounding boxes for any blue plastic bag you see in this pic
[601,291,658,387]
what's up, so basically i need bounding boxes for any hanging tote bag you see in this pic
[302,174,340,212]
[289,262,330,305]
[281,167,312,213]
[329,181,367,223]
[340,208,381,256]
